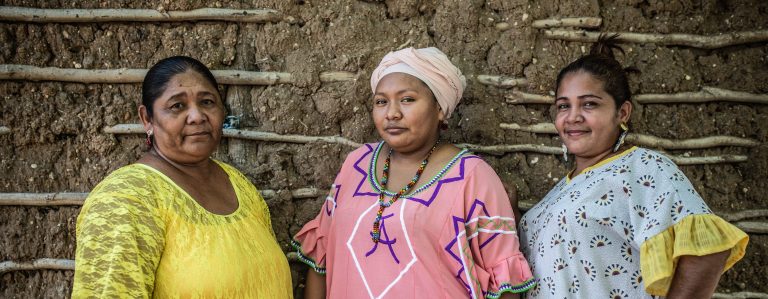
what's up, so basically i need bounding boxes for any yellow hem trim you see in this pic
[566,146,638,183]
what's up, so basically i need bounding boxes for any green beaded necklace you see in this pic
[371,140,440,243]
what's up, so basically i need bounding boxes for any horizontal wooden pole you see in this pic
[532,17,602,29]
[0,6,283,23]
[0,258,74,274]
[499,122,760,149]
[712,291,768,299]
[0,188,320,206]
[104,124,362,148]
[0,126,9,135]
[476,75,528,88]
[506,88,768,105]
[0,65,355,85]
[544,29,768,49]
[635,86,768,104]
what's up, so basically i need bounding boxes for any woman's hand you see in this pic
[666,249,730,299]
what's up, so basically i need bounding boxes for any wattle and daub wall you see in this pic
[1,0,767,298]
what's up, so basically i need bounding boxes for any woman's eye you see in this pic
[584,102,597,108]
[202,99,215,106]
[170,103,184,110]
[556,103,569,110]
[374,98,387,105]
[401,97,415,103]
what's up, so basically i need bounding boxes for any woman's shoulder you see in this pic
[84,164,164,211]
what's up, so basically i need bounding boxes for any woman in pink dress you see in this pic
[293,47,534,299]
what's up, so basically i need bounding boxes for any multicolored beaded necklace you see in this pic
[371,140,440,243]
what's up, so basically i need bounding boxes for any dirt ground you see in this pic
[1,0,767,297]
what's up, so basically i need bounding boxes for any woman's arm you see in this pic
[304,269,326,299]
[665,249,730,299]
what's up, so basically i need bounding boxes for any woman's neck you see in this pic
[571,144,630,178]
[148,147,213,180]
[387,137,441,164]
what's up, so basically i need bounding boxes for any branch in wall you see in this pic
[506,88,768,105]
[499,122,760,149]
[0,258,74,274]
[636,86,768,105]
[476,75,528,88]
[543,29,768,50]
[0,188,321,206]
[0,126,9,135]
[0,65,355,85]
[0,6,285,23]
[464,143,747,165]
[532,17,602,29]
[720,209,768,222]
[103,124,362,148]
[712,292,768,299]
[505,91,554,104]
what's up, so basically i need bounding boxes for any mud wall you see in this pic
[1,0,767,298]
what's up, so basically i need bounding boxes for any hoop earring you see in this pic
[146,129,153,147]
[561,143,568,162]
[613,123,629,152]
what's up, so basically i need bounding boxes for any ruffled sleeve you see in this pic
[640,214,748,296]
[292,208,331,274]
[460,159,535,298]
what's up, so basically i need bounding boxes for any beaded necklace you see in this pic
[371,141,440,243]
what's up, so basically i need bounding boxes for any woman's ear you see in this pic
[138,105,153,132]
[618,101,633,124]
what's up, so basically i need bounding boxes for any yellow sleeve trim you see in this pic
[640,214,749,296]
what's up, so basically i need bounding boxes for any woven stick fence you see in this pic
[0,65,355,85]
[544,29,768,50]
[505,89,768,105]
[499,122,760,149]
[532,17,602,29]
[0,6,284,23]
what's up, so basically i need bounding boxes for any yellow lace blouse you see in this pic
[72,161,293,298]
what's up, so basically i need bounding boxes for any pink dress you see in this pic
[293,143,534,299]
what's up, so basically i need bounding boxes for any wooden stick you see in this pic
[0,6,283,23]
[476,75,528,88]
[532,17,602,29]
[735,221,768,234]
[505,91,554,104]
[506,88,768,105]
[460,143,563,155]
[0,258,74,274]
[499,122,760,149]
[0,65,355,85]
[712,292,768,299]
[0,126,9,135]
[0,188,321,206]
[720,210,768,222]
[103,124,361,147]
[635,86,768,104]
[544,29,768,50]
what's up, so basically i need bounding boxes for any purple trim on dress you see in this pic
[405,155,481,206]
[444,199,498,294]
[365,213,400,264]
[353,144,379,197]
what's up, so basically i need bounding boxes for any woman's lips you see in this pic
[384,127,406,134]
[565,129,589,137]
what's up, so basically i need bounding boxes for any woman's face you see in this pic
[555,71,631,159]
[372,73,444,153]
[140,70,225,164]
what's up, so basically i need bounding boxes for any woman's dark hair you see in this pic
[141,56,220,117]
[555,34,631,108]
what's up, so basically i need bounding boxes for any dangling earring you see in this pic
[561,143,568,162]
[146,129,153,147]
[613,123,628,152]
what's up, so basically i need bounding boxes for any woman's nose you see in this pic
[386,103,402,120]
[187,105,208,124]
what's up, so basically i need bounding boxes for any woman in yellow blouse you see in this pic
[72,56,292,298]
[518,35,748,298]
